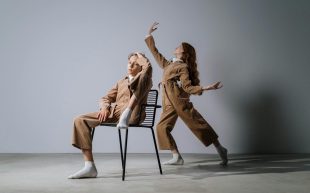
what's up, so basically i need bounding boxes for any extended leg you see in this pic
[156,106,183,165]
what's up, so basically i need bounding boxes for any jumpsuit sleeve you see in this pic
[129,58,153,102]
[145,35,171,69]
[99,82,118,110]
[178,64,203,95]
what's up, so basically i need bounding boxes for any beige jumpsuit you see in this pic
[72,59,152,150]
[145,35,218,150]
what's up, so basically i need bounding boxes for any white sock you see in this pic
[216,145,228,166]
[117,108,132,129]
[163,153,184,165]
[68,161,98,179]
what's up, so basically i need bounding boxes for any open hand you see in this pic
[203,81,223,91]
[97,109,110,123]
[211,81,223,89]
[148,22,159,35]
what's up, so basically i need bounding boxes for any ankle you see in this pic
[85,161,95,167]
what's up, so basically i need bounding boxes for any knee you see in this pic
[74,115,84,125]
[156,124,172,134]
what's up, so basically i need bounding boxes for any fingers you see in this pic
[102,112,108,122]
[203,82,223,91]
[153,21,159,28]
[215,82,223,89]
[211,81,220,88]
[98,112,103,123]
[152,22,159,31]
[149,22,159,34]
[98,111,107,123]
[135,52,143,58]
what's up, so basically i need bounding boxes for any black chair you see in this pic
[90,89,162,181]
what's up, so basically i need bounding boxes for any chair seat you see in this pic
[100,123,154,128]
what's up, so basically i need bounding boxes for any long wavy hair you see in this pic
[181,42,200,86]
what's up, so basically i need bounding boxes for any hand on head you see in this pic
[135,52,149,66]
[135,52,144,58]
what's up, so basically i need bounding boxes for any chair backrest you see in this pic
[138,89,160,128]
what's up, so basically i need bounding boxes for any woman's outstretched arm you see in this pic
[145,22,171,69]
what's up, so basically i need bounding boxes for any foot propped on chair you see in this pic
[117,108,132,129]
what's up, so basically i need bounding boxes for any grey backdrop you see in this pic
[0,0,309,153]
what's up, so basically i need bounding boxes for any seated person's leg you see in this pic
[72,112,101,150]
[69,112,118,179]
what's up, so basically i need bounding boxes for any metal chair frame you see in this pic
[91,89,162,181]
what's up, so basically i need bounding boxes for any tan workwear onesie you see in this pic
[72,59,152,150]
[145,35,218,150]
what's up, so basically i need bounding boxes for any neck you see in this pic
[128,74,135,81]
[172,58,183,62]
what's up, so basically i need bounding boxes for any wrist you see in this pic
[101,104,111,111]
[204,86,210,90]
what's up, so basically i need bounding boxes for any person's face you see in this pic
[127,55,142,77]
[173,44,184,59]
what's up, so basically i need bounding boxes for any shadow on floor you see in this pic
[161,154,310,180]
[96,154,310,181]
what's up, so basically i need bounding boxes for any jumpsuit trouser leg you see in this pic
[156,85,218,150]
[72,112,119,150]
[156,105,179,150]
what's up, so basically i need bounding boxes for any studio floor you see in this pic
[0,153,309,193]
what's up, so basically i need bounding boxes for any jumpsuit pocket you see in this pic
[172,82,181,96]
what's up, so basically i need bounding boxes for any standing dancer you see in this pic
[145,22,228,166]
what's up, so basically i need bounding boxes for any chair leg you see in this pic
[118,129,124,171]
[122,129,129,181]
[91,128,95,141]
[151,128,162,174]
